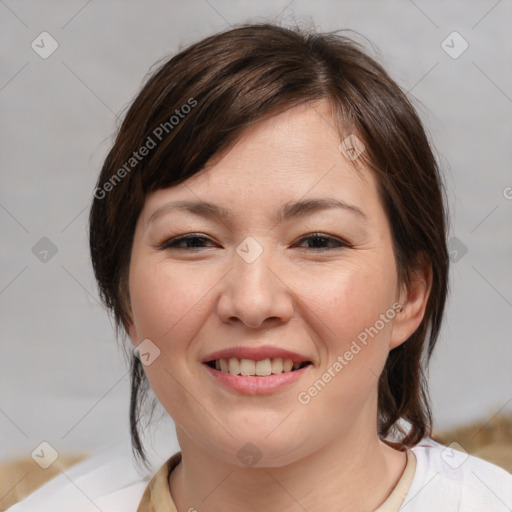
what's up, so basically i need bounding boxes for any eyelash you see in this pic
[158,233,351,252]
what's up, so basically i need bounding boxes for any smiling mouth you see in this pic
[205,358,312,376]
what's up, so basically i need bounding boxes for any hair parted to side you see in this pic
[89,22,449,468]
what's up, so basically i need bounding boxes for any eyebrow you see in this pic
[147,198,367,225]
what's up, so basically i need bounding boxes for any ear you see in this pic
[390,253,432,350]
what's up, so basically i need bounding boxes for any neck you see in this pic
[169,426,407,512]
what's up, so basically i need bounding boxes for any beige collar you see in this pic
[137,448,417,512]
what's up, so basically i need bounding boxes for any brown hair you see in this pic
[89,22,449,467]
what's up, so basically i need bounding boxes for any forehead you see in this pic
[201,99,365,179]
[141,99,379,222]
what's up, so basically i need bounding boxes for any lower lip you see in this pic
[203,363,311,395]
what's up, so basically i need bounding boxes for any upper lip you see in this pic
[202,345,312,364]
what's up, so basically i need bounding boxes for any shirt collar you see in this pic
[136,451,182,512]
[136,449,416,512]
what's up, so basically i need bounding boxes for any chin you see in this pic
[209,428,311,469]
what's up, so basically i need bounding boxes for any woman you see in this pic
[9,22,512,512]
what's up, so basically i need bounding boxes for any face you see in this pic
[127,99,416,467]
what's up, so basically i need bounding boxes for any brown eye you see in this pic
[295,233,350,251]
[160,234,216,250]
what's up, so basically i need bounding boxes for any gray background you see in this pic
[1,0,511,465]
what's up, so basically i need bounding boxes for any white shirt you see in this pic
[6,438,512,512]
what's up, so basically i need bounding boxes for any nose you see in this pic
[216,241,294,329]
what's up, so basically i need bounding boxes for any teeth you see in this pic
[255,359,272,376]
[240,359,255,376]
[271,358,283,373]
[228,358,240,375]
[214,357,307,376]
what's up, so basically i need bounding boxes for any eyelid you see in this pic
[157,233,216,250]
[157,232,352,251]
[295,233,352,250]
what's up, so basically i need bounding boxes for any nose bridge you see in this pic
[234,237,273,288]
[218,235,292,327]
[233,235,276,297]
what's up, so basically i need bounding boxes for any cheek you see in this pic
[298,257,397,362]
[310,261,395,325]
[128,260,211,414]
[294,262,398,419]
[129,259,207,341]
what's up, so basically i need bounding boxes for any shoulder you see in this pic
[4,445,156,512]
[401,437,512,512]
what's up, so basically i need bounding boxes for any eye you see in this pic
[159,234,217,250]
[158,232,351,252]
[294,233,351,251]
